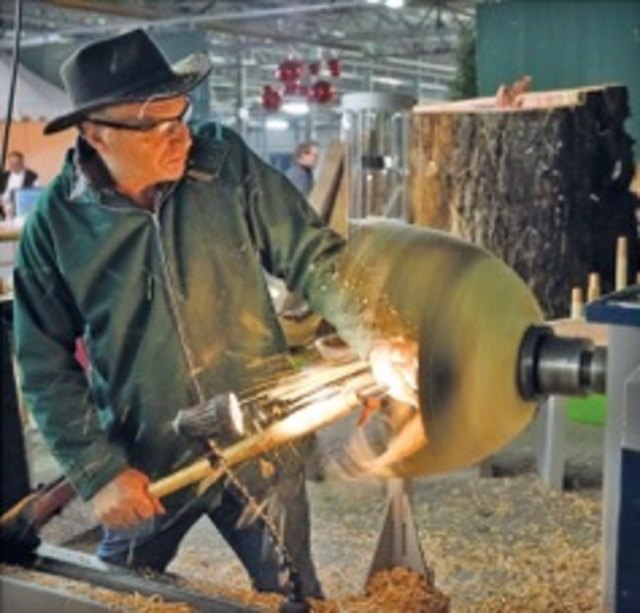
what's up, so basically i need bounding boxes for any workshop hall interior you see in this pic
[1,1,640,611]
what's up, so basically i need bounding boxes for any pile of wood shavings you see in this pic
[103,592,192,612]
[175,575,281,610]
[412,479,602,612]
[338,566,449,612]
[184,566,449,612]
[454,534,600,613]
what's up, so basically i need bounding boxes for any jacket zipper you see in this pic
[150,189,206,404]
[92,186,205,403]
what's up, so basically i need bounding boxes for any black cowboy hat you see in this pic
[44,28,212,134]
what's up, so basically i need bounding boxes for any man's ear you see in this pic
[80,122,108,154]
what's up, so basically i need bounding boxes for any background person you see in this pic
[0,151,38,220]
[284,141,320,197]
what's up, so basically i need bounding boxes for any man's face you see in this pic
[84,96,192,189]
[299,146,319,169]
[7,154,25,173]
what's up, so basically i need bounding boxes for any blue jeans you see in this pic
[96,476,323,598]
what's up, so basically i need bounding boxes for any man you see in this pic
[284,141,319,197]
[13,29,415,598]
[1,151,38,219]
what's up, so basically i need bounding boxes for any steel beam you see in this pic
[1,575,108,613]
[17,543,256,612]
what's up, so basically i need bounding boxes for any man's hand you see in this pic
[369,337,419,407]
[92,468,165,529]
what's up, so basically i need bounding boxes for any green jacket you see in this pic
[14,124,366,501]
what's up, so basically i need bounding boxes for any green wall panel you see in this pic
[477,1,640,155]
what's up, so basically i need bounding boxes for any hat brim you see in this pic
[44,53,212,135]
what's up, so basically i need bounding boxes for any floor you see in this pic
[18,410,606,612]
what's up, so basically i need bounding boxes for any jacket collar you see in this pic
[185,123,230,183]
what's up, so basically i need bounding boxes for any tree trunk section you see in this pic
[409,86,639,318]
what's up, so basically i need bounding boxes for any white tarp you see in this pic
[0,54,70,121]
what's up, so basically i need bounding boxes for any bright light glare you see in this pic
[228,393,245,435]
[372,75,404,86]
[282,100,310,116]
[265,117,290,131]
[386,0,405,8]
[369,343,418,407]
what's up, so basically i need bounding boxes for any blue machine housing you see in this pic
[586,285,640,613]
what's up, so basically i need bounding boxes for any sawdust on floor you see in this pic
[28,468,602,612]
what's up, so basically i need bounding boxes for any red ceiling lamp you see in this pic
[310,80,335,105]
[275,59,304,85]
[262,57,341,112]
[327,57,341,78]
[308,61,321,77]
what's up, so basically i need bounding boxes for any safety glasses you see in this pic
[86,100,192,132]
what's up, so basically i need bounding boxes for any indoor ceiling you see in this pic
[1,0,479,125]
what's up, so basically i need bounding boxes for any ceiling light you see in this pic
[385,0,405,8]
[265,117,290,131]
[281,99,310,116]
[372,76,405,86]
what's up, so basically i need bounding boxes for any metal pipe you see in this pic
[1,0,23,170]
[1,2,364,39]
[13,544,254,612]
[517,325,607,399]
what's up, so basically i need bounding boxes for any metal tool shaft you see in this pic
[518,325,607,399]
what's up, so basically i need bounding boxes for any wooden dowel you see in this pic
[615,236,628,291]
[570,287,584,319]
[587,272,601,302]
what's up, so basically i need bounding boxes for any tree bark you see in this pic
[409,86,639,318]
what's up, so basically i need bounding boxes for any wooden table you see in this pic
[0,221,22,243]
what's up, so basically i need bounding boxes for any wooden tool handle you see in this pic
[146,378,369,500]
[219,385,364,470]
[0,478,76,530]
[148,457,217,499]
